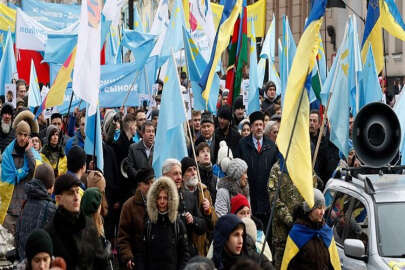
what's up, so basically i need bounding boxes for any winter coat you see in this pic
[40,144,67,176]
[178,187,208,256]
[213,127,241,163]
[212,214,273,270]
[215,176,250,217]
[142,177,191,270]
[237,134,278,216]
[127,141,153,184]
[261,95,280,114]
[117,188,147,266]
[287,217,334,270]
[191,183,218,256]
[16,178,56,259]
[198,163,218,204]
[45,207,108,270]
[64,130,85,154]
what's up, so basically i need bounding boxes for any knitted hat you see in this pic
[216,140,233,165]
[230,194,250,214]
[34,163,56,189]
[87,171,106,192]
[249,111,265,125]
[200,112,214,125]
[135,167,155,184]
[1,104,13,116]
[225,158,248,181]
[181,157,197,175]
[16,120,31,135]
[303,188,326,213]
[217,105,233,121]
[25,229,53,263]
[54,174,81,195]
[80,187,102,216]
[242,217,257,242]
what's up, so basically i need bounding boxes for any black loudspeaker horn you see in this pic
[353,102,401,168]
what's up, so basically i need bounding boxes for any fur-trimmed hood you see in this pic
[217,176,249,199]
[147,176,179,223]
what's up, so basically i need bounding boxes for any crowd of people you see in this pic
[0,78,353,270]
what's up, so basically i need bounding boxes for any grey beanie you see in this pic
[225,158,248,181]
[34,163,56,189]
[303,188,325,213]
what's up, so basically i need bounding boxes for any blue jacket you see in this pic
[65,130,85,154]
[16,178,56,260]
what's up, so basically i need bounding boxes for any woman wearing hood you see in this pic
[40,125,67,177]
[215,158,250,217]
[143,176,191,270]
[212,214,273,270]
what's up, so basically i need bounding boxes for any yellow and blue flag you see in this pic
[281,223,341,270]
[276,0,327,210]
[199,0,242,102]
[361,0,405,73]
[182,26,219,113]
[0,140,42,224]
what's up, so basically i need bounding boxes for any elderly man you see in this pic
[0,104,15,152]
[162,158,208,257]
[0,110,42,235]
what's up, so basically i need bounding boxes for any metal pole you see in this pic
[121,70,141,107]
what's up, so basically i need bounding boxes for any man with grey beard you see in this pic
[0,104,15,152]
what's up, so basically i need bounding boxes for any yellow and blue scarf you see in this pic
[0,140,42,224]
[281,223,341,270]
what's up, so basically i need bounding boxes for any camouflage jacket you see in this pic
[268,161,317,246]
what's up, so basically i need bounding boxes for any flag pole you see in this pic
[171,50,205,200]
[92,109,97,169]
[260,67,311,259]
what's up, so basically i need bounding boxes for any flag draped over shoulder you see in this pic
[0,141,42,224]
[281,223,341,270]
[199,0,242,102]
[72,0,102,116]
[276,0,326,210]
[152,55,188,177]
[361,0,405,73]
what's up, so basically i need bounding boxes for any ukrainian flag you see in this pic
[361,0,405,73]
[281,223,341,270]
[276,0,327,208]
[0,140,42,224]
[199,0,242,102]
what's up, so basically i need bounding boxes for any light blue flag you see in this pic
[182,27,219,114]
[260,13,276,61]
[152,55,188,177]
[0,30,17,95]
[137,56,158,96]
[120,29,157,69]
[84,104,104,172]
[134,3,144,32]
[318,37,327,83]
[325,17,353,158]
[43,34,77,64]
[280,16,296,104]
[248,22,260,115]
[347,16,362,116]
[105,26,119,64]
[28,60,41,108]
[159,0,185,66]
[268,59,281,96]
[359,44,382,109]
[21,0,80,30]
